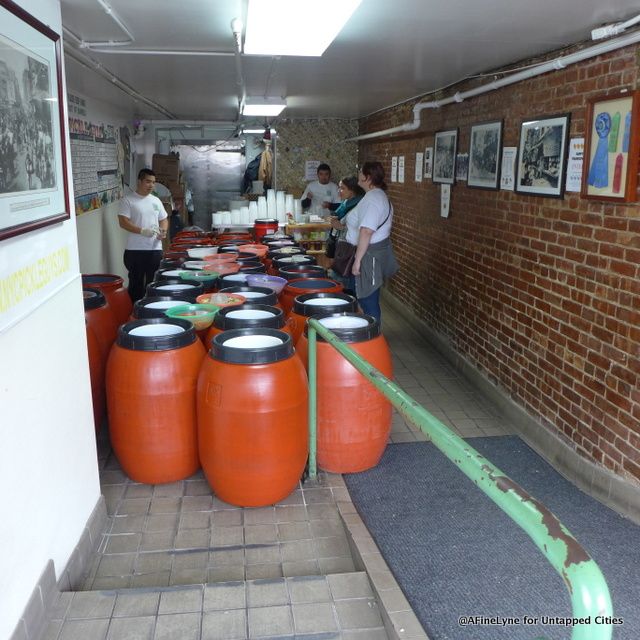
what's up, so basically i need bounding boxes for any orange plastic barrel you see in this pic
[238,244,268,259]
[271,255,317,276]
[83,288,118,361]
[219,286,281,309]
[261,233,294,244]
[216,232,253,243]
[266,247,305,274]
[239,263,267,275]
[289,292,357,344]
[280,278,343,315]
[197,329,308,506]
[85,320,105,433]
[82,274,132,325]
[159,257,185,270]
[217,273,249,290]
[297,313,393,473]
[145,279,204,301]
[206,304,291,344]
[106,318,205,483]
[279,265,326,280]
[132,295,193,319]
[253,218,279,241]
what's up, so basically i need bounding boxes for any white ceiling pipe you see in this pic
[81,48,235,56]
[231,18,247,118]
[63,40,176,119]
[349,26,640,142]
[79,0,134,48]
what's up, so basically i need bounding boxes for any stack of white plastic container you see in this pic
[212,189,301,229]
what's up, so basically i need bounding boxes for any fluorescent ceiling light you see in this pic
[244,0,362,57]
[244,128,276,134]
[242,97,287,117]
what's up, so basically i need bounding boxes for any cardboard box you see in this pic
[170,185,184,199]
[155,173,180,192]
[152,154,180,181]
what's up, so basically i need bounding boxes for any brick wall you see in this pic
[359,44,640,482]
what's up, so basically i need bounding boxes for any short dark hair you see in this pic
[138,168,156,181]
[360,161,387,191]
[317,163,331,174]
[340,176,365,197]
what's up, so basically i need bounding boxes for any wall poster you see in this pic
[68,97,125,215]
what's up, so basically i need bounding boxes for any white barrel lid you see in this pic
[129,323,185,337]
[305,297,349,306]
[241,291,267,299]
[158,283,195,290]
[144,300,188,309]
[223,334,283,349]
[319,316,369,329]
[227,309,275,320]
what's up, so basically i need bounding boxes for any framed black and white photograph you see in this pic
[432,129,457,185]
[468,120,503,189]
[455,153,468,181]
[424,146,433,178]
[0,0,70,240]
[515,113,571,198]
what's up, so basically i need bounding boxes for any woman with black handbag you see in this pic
[332,161,397,323]
[326,176,364,259]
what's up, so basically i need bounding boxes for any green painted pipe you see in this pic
[307,318,613,640]
[307,325,317,479]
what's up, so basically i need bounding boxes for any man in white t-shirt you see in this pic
[118,168,168,302]
[301,163,340,217]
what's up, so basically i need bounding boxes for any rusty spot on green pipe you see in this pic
[482,464,590,569]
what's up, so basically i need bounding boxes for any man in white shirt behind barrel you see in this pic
[301,163,340,217]
[118,168,168,302]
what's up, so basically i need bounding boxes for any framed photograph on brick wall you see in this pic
[468,120,503,189]
[432,129,458,185]
[581,90,640,202]
[0,0,70,240]
[515,113,570,198]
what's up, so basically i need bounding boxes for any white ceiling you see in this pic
[61,0,640,123]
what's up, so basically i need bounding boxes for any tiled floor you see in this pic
[47,574,389,640]
[44,299,512,639]
[382,306,512,443]
[91,458,356,591]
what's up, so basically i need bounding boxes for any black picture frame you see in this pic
[432,129,458,185]
[515,113,571,198]
[468,120,503,190]
[0,0,70,241]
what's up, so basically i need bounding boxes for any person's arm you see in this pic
[118,215,160,238]
[118,214,142,235]
[159,216,169,239]
[351,227,374,277]
[301,185,312,209]
[329,215,345,230]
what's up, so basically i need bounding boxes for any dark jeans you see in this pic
[358,287,382,324]
[123,249,162,302]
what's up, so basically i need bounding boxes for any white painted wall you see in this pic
[0,1,101,637]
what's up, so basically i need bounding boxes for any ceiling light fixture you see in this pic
[244,0,362,57]
[243,128,276,134]
[242,97,287,117]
